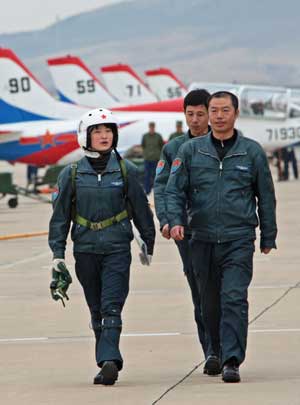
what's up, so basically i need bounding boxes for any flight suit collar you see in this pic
[76,156,96,174]
[103,151,122,173]
[186,125,211,141]
[199,129,246,158]
[76,151,121,174]
[184,132,190,141]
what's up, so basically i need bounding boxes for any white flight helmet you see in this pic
[77,108,119,149]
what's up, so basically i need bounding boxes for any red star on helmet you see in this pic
[101,114,107,119]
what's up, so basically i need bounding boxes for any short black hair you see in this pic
[208,91,239,111]
[183,89,211,111]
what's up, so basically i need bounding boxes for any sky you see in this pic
[0,0,130,34]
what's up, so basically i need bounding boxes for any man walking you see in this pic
[141,122,164,194]
[166,91,277,383]
[154,89,221,375]
[169,120,185,141]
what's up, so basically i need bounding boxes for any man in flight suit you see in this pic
[142,122,164,194]
[166,91,277,383]
[169,120,185,141]
[154,89,221,375]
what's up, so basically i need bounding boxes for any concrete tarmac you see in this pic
[0,165,300,404]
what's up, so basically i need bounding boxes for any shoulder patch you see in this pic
[171,158,182,174]
[156,160,165,175]
[51,187,59,202]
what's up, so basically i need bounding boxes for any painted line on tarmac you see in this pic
[145,262,180,265]
[249,328,300,333]
[153,279,300,403]
[0,337,48,343]
[251,284,300,289]
[1,329,300,345]
[123,332,180,337]
[0,251,51,270]
[0,332,179,344]
[0,231,48,241]
[132,285,300,295]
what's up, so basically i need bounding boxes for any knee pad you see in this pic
[91,314,102,332]
[102,316,122,330]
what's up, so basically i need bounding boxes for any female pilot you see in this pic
[49,108,155,385]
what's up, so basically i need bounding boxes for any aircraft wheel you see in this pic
[8,197,18,208]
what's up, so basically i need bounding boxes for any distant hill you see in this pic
[0,0,299,93]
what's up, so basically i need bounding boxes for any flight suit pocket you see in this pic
[190,164,218,189]
[118,220,133,239]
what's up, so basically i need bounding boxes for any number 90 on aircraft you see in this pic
[9,77,31,93]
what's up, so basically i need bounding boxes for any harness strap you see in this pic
[71,163,77,221]
[70,155,130,228]
[74,209,128,231]
[119,156,132,219]
[119,159,128,196]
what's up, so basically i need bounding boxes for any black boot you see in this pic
[222,358,240,383]
[93,361,119,385]
[203,355,221,375]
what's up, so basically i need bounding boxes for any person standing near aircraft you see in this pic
[141,122,164,194]
[282,146,298,180]
[166,91,277,383]
[168,120,185,141]
[154,89,221,375]
[48,108,155,385]
[26,165,39,190]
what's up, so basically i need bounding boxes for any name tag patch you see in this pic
[236,165,249,172]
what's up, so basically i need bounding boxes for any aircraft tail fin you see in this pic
[101,63,158,105]
[0,48,87,124]
[47,55,120,108]
[144,68,187,101]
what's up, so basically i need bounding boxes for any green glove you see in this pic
[50,259,72,307]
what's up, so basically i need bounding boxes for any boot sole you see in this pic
[222,373,241,383]
[94,361,118,385]
[204,357,221,376]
